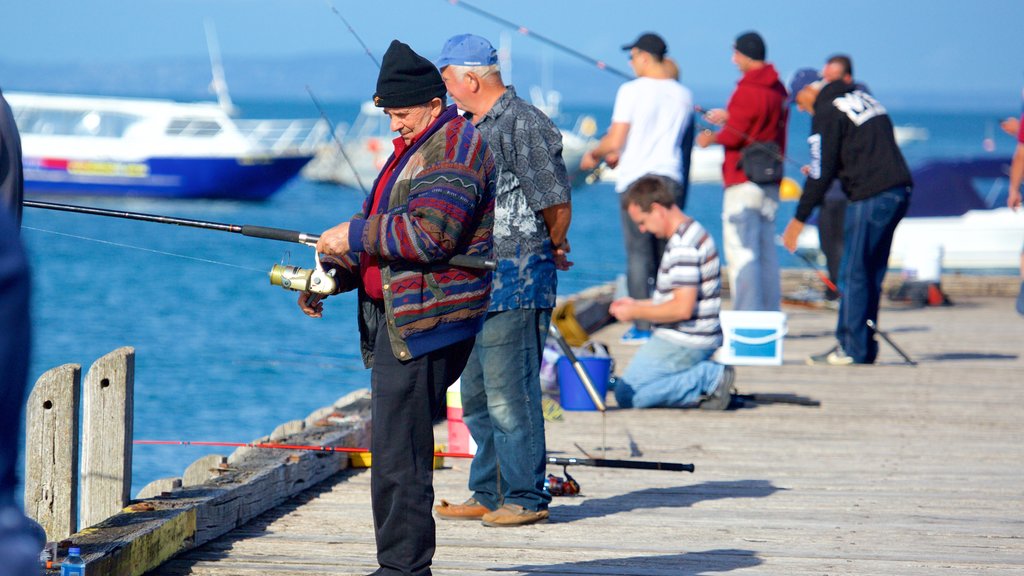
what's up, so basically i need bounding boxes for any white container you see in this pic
[718,311,787,366]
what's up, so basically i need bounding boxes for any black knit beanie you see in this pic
[734,31,766,61]
[373,40,446,108]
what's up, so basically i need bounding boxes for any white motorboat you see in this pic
[9,91,328,200]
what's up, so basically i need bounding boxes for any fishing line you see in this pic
[445,0,632,80]
[306,85,372,196]
[693,105,803,170]
[22,226,265,273]
[325,0,381,69]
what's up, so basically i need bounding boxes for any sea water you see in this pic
[16,99,1018,503]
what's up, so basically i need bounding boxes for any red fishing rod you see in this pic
[134,439,473,459]
[134,439,694,472]
[793,248,841,297]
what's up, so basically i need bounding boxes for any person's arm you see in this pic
[541,202,573,270]
[610,286,697,324]
[712,90,756,149]
[783,109,844,252]
[1009,142,1024,211]
[580,122,629,170]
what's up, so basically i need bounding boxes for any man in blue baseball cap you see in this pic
[433,33,572,528]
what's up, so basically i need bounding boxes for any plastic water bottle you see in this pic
[60,547,85,576]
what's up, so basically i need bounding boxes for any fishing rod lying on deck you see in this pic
[24,200,496,299]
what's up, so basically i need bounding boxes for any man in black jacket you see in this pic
[781,79,912,365]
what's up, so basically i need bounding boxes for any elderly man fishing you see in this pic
[297,40,496,576]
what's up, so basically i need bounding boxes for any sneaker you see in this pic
[481,504,549,527]
[700,365,735,411]
[619,326,652,345]
[806,344,854,366]
[434,497,490,521]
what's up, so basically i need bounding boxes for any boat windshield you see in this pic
[165,118,224,137]
[15,108,141,138]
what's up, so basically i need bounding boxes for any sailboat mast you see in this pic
[204,19,238,116]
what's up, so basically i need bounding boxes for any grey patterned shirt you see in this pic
[472,86,571,311]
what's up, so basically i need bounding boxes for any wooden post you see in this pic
[24,363,81,541]
[80,346,135,529]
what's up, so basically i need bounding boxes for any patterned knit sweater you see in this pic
[322,104,496,365]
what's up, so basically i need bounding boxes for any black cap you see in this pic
[734,31,766,61]
[373,40,446,108]
[621,33,667,59]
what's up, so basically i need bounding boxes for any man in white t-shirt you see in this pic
[580,32,693,344]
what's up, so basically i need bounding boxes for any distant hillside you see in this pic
[0,53,1009,111]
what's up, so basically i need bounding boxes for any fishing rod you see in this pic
[306,85,371,196]
[325,0,381,69]
[135,439,472,459]
[24,200,496,300]
[694,104,803,171]
[547,456,693,473]
[445,0,632,80]
[133,439,695,473]
[772,234,840,297]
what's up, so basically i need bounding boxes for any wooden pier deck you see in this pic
[152,295,1024,575]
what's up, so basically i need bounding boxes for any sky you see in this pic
[2,0,1023,108]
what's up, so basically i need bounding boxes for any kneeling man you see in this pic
[611,175,734,409]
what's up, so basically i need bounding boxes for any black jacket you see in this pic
[0,88,23,226]
[795,81,912,222]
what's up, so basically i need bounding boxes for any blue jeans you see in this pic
[722,181,781,311]
[836,186,910,363]
[460,309,552,512]
[615,334,723,408]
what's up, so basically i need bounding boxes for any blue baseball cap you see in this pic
[787,67,822,105]
[436,34,498,69]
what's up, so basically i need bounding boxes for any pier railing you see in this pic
[23,347,373,575]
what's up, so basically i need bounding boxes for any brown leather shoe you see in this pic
[434,497,489,520]
[481,504,549,527]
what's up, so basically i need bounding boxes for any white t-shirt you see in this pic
[611,77,693,193]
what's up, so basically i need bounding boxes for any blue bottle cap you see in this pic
[68,547,80,554]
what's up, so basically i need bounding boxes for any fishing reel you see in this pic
[545,468,580,497]
[269,252,337,296]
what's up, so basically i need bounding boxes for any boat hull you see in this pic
[23,154,313,200]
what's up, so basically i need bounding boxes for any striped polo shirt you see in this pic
[652,218,722,349]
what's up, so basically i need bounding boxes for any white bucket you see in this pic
[718,311,787,366]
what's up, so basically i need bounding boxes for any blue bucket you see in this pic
[556,357,611,411]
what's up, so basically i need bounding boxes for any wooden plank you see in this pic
[81,346,135,529]
[57,389,372,576]
[23,363,81,540]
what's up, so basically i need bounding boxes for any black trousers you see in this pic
[818,195,848,301]
[369,305,474,576]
